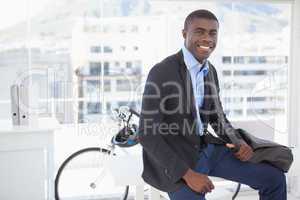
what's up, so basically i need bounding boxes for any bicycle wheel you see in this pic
[55,147,129,200]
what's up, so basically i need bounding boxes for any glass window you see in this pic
[222,70,231,76]
[258,56,267,64]
[103,46,113,53]
[115,61,120,67]
[120,46,126,51]
[0,0,291,173]
[116,79,131,91]
[233,56,245,64]
[90,46,101,53]
[222,56,232,64]
[87,102,101,114]
[233,70,267,76]
[133,46,139,51]
[104,80,111,92]
[103,62,109,69]
[126,61,132,68]
[247,96,267,102]
[131,25,138,33]
[89,62,101,75]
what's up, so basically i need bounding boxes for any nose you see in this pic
[202,33,213,43]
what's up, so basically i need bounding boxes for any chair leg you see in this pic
[232,183,241,200]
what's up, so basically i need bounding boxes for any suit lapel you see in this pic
[175,51,197,119]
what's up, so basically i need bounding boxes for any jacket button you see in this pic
[165,169,171,179]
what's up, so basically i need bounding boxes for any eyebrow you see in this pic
[193,27,218,32]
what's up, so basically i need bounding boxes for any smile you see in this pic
[196,44,212,50]
[199,45,210,50]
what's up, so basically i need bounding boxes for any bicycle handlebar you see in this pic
[129,108,140,117]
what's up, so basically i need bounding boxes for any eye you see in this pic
[194,30,205,35]
[194,30,204,36]
[210,31,217,37]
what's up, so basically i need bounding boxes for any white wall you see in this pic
[288,0,300,196]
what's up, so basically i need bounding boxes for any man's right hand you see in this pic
[182,168,215,194]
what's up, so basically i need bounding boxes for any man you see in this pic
[138,9,286,200]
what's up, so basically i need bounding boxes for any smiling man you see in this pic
[138,10,287,200]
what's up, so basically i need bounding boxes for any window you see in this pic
[89,62,101,75]
[134,60,142,67]
[104,63,109,75]
[119,25,126,33]
[133,46,139,51]
[233,109,243,116]
[222,56,232,64]
[87,102,101,114]
[248,56,259,64]
[117,101,136,109]
[232,83,256,89]
[258,56,267,64]
[233,56,244,64]
[247,97,267,102]
[4,1,288,129]
[247,108,269,116]
[222,70,231,76]
[0,0,290,149]
[265,56,288,64]
[104,80,111,92]
[116,79,131,91]
[90,46,101,53]
[0,1,290,198]
[103,46,113,53]
[103,25,110,33]
[120,46,126,51]
[106,102,112,113]
[103,62,109,69]
[115,61,120,67]
[0,2,293,200]
[126,61,132,68]
[233,70,266,76]
[85,80,110,93]
[131,25,138,33]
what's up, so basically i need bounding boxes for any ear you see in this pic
[182,29,187,39]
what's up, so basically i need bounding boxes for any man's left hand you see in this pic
[226,142,253,161]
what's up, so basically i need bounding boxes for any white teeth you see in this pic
[199,45,210,49]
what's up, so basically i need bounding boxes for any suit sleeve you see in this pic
[138,65,189,183]
[209,66,245,145]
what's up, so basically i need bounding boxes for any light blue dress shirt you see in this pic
[182,45,209,136]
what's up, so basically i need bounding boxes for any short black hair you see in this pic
[184,9,219,30]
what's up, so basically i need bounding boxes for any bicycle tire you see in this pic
[55,147,129,200]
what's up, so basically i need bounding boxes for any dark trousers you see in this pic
[168,144,287,200]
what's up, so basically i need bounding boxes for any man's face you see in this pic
[182,18,218,63]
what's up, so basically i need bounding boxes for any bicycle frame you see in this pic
[98,106,144,185]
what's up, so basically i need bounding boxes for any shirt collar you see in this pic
[182,45,209,76]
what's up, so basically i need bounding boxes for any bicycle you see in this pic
[54,106,141,200]
[54,106,242,200]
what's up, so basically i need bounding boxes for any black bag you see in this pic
[236,128,293,173]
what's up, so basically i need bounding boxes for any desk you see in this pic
[0,120,56,200]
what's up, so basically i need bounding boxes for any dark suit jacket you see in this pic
[138,50,244,192]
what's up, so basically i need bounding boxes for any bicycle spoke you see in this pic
[55,148,129,200]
